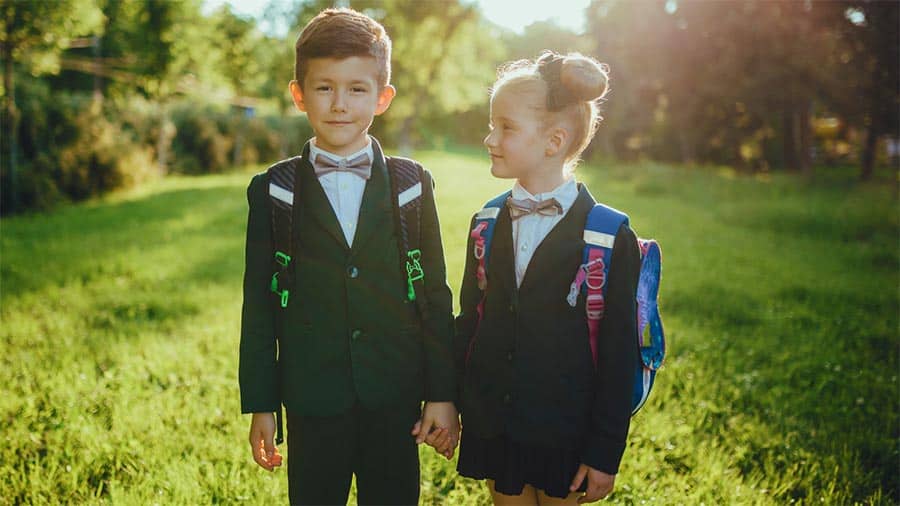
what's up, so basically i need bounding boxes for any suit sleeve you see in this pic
[418,168,457,403]
[454,215,480,378]
[238,173,280,413]
[582,223,641,474]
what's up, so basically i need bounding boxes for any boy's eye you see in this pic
[316,86,331,92]
[351,87,367,93]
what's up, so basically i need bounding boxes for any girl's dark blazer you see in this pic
[454,185,640,475]
[239,139,456,417]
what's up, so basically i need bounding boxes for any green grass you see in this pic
[1,152,897,505]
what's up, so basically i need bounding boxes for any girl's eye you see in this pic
[351,87,367,93]
[316,86,331,92]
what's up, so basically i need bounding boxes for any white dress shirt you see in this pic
[309,138,374,248]
[510,178,580,287]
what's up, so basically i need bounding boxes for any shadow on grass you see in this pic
[1,183,248,300]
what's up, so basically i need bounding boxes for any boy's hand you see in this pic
[569,463,615,503]
[248,412,283,471]
[410,402,459,460]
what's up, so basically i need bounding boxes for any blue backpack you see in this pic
[469,192,665,414]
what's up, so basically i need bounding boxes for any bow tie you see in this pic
[312,152,372,179]
[507,196,564,220]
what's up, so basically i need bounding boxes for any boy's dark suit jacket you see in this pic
[239,139,455,417]
[454,185,640,475]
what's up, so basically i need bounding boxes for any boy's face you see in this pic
[290,56,395,156]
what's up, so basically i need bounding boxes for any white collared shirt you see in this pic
[309,138,374,247]
[510,178,579,287]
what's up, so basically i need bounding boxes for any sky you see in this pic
[202,0,592,36]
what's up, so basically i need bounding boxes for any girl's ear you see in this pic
[545,125,568,157]
[374,85,396,116]
[289,80,306,112]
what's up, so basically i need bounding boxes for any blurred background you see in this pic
[1,0,897,214]
[1,1,898,505]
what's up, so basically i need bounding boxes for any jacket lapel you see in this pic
[297,142,351,250]
[491,199,520,299]
[351,139,391,252]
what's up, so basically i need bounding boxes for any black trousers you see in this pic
[287,401,421,505]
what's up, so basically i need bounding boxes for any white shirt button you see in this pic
[521,243,528,251]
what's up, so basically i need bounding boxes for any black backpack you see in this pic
[264,155,428,443]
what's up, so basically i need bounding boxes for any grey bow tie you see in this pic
[312,152,372,179]
[507,196,564,220]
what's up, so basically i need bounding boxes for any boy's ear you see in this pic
[289,80,306,112]
[545,125,568,157]
[374,85,396,116]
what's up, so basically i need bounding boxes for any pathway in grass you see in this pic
[1,154,896,504]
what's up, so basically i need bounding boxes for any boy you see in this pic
[239,8,458,505]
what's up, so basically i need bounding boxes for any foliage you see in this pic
[1,152,896,504]
[2,80,156,213]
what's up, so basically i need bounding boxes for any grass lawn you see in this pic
[1,150,897,504]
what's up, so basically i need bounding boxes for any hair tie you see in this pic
[537,55,575,111]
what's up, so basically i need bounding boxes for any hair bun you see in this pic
[560,55,608,102]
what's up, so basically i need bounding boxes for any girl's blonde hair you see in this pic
[492,51,609,170]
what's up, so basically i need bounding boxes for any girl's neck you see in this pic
[517,164,568,196]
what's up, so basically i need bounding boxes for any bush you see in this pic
[169,104,233,174]
[2,83,158,215]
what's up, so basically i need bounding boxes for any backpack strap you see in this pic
[567,204,629,368]
[470,191,510,290]
[464,191,511,364]
[265,156,302,446]
[386,156,428,315]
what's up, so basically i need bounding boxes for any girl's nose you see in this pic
[483,131,496,148]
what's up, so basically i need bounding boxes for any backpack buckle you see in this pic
[275,251,291,267]
[270,272,290,308]
[405,249,424,301]
[585,293,605,320]
[271,251,292,308]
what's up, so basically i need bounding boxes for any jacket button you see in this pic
[506,351,513,362]
[508,304,516,313]
[351,329,363,340]
[503,393,512,404]
[347,266,359,278]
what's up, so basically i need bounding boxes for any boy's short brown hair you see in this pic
[294,8,392,89]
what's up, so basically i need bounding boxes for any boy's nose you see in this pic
[331,93,347,113]
[483,131,496,148]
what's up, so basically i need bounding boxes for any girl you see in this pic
[455,52,640,505]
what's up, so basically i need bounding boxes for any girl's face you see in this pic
[483,86,550,180]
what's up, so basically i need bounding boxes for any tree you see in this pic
[1,0,103,212]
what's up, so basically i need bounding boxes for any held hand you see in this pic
[248,412,283,471]
[569,463,615,503]
[410,402,460,459]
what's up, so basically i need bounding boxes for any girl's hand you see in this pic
[569,463,615,503]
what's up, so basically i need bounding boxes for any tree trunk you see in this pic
[156,99,170,176]
[92,35,103,102]
[782,109,796,171]
[797,100,812,177]
[398,116,414,157]
[860,121,878,181]
[678,125,695,165]
[3,40,18,213]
